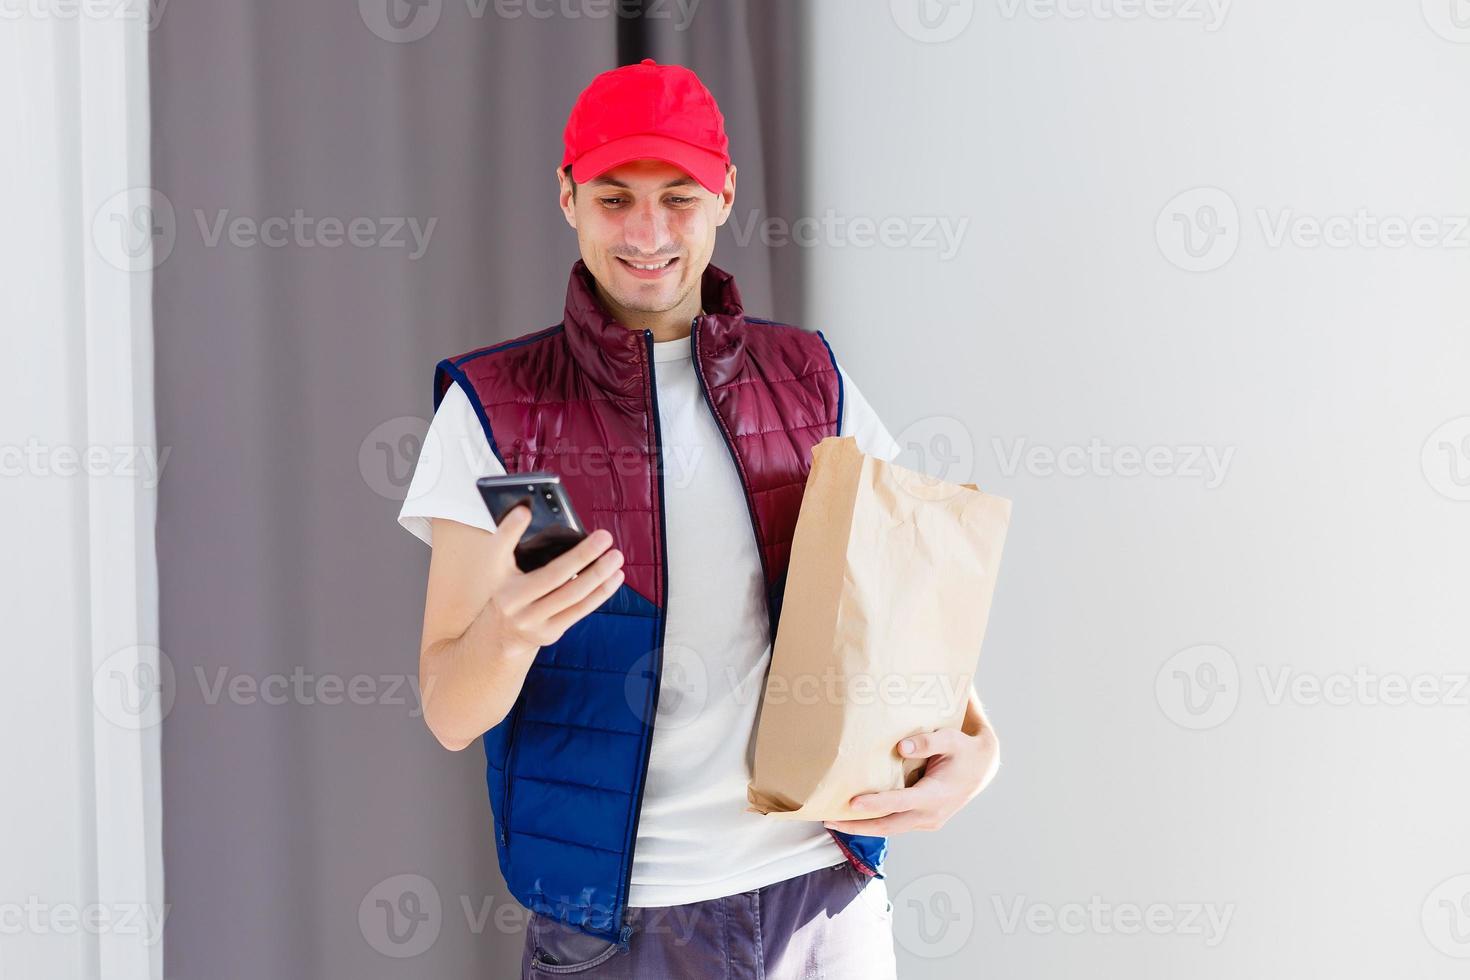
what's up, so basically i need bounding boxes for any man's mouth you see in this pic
[617,256,679,279]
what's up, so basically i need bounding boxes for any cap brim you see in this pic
[570,134,728,195]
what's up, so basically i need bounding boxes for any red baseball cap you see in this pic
[561,58,730,195]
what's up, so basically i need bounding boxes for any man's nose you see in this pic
[622,201,673,253]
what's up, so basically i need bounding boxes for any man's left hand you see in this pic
[821,722,1000,836]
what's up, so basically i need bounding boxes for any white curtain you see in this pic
[0,7,163,980]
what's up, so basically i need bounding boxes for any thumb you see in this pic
[491,501,533,559]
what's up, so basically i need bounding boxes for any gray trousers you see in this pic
[521,861,898,979]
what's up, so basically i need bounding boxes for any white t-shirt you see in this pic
[398,332,900,907]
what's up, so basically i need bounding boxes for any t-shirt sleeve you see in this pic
[396,380,507,547]
[836,360,902,462]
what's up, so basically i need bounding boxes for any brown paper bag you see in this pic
[745,435,1011,821]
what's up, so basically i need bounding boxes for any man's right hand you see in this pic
[480,505,626,655]
[417,507,625,751]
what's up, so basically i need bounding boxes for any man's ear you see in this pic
[556,165,577,228]
[714,163,737,227]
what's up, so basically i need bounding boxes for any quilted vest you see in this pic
[431,259,888,949]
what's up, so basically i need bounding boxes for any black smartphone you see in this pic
[476,472,588,572]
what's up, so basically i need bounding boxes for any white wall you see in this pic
[805,1,1470,976]
[1,13,163,980]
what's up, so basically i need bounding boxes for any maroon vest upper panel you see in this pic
[695,317,841,588]
[434,261,840,609]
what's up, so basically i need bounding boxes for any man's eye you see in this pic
[600,197,625,207]
[667,197,695,206]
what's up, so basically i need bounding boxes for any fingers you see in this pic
[524,547,625,622]
[823,809,931,835]
[898,728,965,760]
[488,502,533,561]
[846,787,926,818]
[540,564,626,636]
[520,528,615,597]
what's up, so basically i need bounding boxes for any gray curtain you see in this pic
[152,1,805,976]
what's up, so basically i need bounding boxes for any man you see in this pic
[398,59,999,977]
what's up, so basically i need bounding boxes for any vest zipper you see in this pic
[498,706,522,847]
[688,321,775,638]
[618,327,669,949]
[689,319,878,879]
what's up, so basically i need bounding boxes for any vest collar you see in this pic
[561,258,748,399]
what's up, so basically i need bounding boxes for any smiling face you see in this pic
[557,158,736,331]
